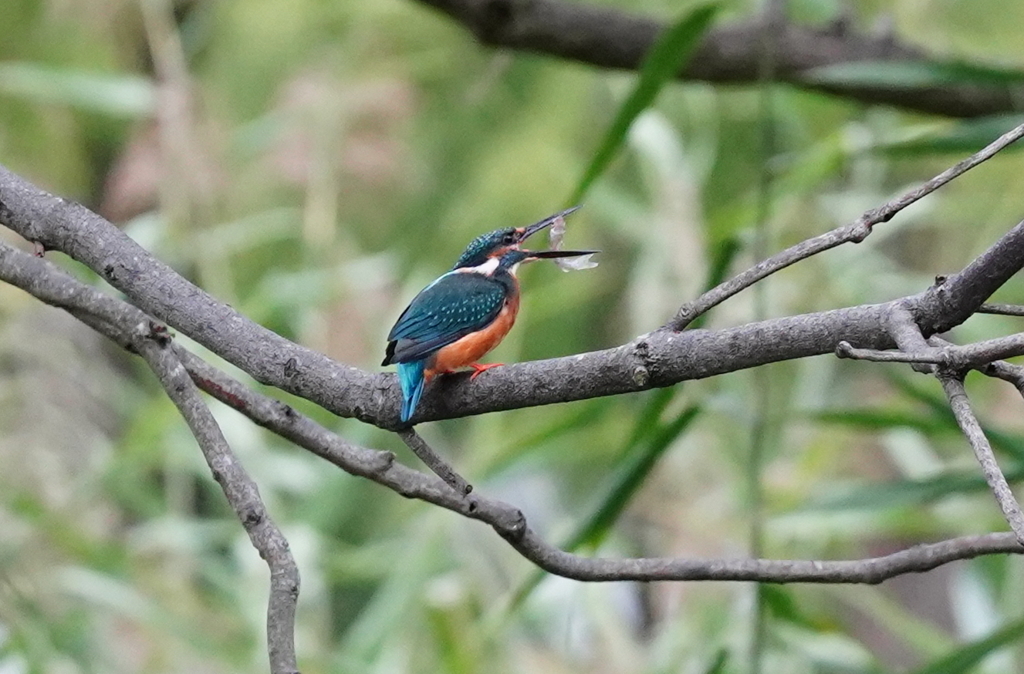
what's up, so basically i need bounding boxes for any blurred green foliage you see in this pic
[4,0,1024,672]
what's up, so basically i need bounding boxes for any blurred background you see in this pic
[4,0,1024,672]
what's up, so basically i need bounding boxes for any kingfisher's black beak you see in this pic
[522,248,600,261]
[520,205,581,241]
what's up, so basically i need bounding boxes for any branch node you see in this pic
[491,506,527,542]
[278,401,297,420]
[847,220,872,243]
[631,336,653,387]
[371,450,396,474]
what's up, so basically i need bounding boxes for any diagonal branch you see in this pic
[133,329,300,674]
[979,303,1024,317]
[398,429,473,495]
[4,239,1022,585]
[412,0,1024,118]
[938,371,1024,547]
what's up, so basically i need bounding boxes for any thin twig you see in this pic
[938,371,1024,547]
[3,241,1022,584]
[398,429,473,495]
[979,303,1024,317]
[667,122,1024,330]
[979,361,1024,399]
[836,341,943,364]
[133,332,300,674]
[928,335,1024,399]
[835,332,1024,369]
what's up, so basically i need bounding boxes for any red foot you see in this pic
[469,362,503,380]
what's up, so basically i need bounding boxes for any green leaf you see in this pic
[702,648,729,674]
[570,4,719,203]
[0,62,155,118]
[910,617,1024,674]
[812,408,948,434]
[803,468,1024,512]
[872,116,1024,156]
[565,405,701,550]
[805,60,1024,89]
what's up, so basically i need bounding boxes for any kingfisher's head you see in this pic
[452,206,580,270]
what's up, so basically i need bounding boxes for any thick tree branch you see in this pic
[3,165,1024,428]
[4,241,1021,585]
[412,0,1024,118]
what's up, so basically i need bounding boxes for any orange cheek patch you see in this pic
[427,300,519,377]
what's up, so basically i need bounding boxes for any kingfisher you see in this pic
[382,207,596,423]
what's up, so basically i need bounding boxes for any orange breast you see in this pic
[426,297,519,377]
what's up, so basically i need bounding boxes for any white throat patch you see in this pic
[459,256,500,276]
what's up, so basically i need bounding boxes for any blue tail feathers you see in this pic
[397,360,427,423]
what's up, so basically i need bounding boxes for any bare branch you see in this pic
[398,429,473,495]
[507,530,1022,583]
[668,122,1024,331]
[885,303,934,374]
[928,336,1024,399]
[979,303,1024,317]
[836,332,1024,369]
[884,303,930,352]
[938,372,1024,547]
[978,361,1024,399]
[836,341,942,364]
[412,0,1023,118]
[134,332,299,674]
[4,240,1021,585]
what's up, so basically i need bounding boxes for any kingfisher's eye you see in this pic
[502,232,516,244]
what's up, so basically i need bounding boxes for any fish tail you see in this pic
[398,360,427,423]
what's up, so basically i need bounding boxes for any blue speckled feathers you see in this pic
[382,271,507,366]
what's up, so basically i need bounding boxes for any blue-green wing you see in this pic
[383,271,506,365]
